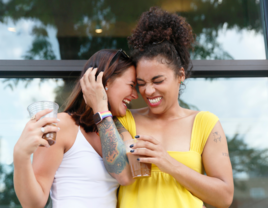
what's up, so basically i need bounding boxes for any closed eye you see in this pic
[154,80,164,84]
[137,83,145,87]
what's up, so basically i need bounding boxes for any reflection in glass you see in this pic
[0,78,76,207]
[1,77,268,207]
[181,78,268,208]
[0,0,266,60]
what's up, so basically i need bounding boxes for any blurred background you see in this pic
[0,0,268,207]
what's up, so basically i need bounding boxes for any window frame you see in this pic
[0,60,267,78]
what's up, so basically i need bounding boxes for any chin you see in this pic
[148,106,164,115]
[119,109,127,117]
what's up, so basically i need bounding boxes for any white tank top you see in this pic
[50,127,119,208]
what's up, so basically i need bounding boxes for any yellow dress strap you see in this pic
[117,109,136,138]
[190,111,219,154]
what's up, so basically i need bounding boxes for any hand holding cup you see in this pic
[14,109,60,158]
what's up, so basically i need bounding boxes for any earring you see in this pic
[180,81,183,84]
[105,87,108,91]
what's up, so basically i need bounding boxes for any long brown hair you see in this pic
[64,49,134,133]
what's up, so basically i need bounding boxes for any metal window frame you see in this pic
[261,0,268,59]
[0,60,267,78]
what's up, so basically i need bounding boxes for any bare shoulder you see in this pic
[182,108,200,117]
[57,112,76,127]
[56,112,78,147]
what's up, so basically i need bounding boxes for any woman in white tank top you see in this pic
[13,49,138,208]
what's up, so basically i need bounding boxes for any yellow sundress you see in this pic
[117,109,219,208]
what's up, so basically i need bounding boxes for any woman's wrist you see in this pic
[166,157,184,177]
[13,144,31,163]
[93,104,109,114]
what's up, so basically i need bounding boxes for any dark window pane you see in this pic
[0,0,266,60]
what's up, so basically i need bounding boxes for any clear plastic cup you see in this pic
[124,139,151,178]
[27,101,59,146]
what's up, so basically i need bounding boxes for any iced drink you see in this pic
[124,139,151,178]
[27,101,59,146]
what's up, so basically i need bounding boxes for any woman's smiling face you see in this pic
[136,57,184,115]
[106,65,138,116]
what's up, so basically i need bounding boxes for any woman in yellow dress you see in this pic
[82,7,234,208]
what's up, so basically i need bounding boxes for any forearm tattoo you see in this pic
[114,117,127,140]
[97,117,128,174]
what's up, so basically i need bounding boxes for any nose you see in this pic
[131,87,138,99]
[144,84,155,96]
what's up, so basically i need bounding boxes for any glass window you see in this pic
[0,77,77,207]
[1,77,268,207]
[0,0,266,60]
[180,78,268,208]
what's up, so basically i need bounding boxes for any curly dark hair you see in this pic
[128,7,195,78]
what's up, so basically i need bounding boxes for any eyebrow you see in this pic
[137,75,164,82]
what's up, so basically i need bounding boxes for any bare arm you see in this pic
[97,117,135,185]
[13,112,69,208]
[170,122,234,207]
[80,67,135,185]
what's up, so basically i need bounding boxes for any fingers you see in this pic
[135,135,159,145]
[131,140,156,150]
[137,157,157,164]
[40,124,60,134]
[88,67,98,83]
[131,148,157,157]
[35,109,53,121]
[36,117,60,127]
[96,71,103,84]
[39,138,50,148]
[80,75,86,92]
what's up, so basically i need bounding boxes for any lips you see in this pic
[148,97,162,107]
[122,99,131,108]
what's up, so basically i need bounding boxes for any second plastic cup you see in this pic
[27,101,59,146]
[124,139,151,179]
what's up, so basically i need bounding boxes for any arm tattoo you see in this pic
[213,131,222,143]
[114,117,127,140]
[97,117,128,174]
[222,152,229,157]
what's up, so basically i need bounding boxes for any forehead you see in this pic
[113,65,136,82]
[136,58,174,79]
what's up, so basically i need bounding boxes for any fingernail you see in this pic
[137,158,140,161]
[129,144,134,148]
[58,127,60,131]
[135,135,140,138]
[130,149,134,153]
[57,119,60,121]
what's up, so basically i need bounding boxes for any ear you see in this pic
[178,67,185,83]
[106,78,110,88]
